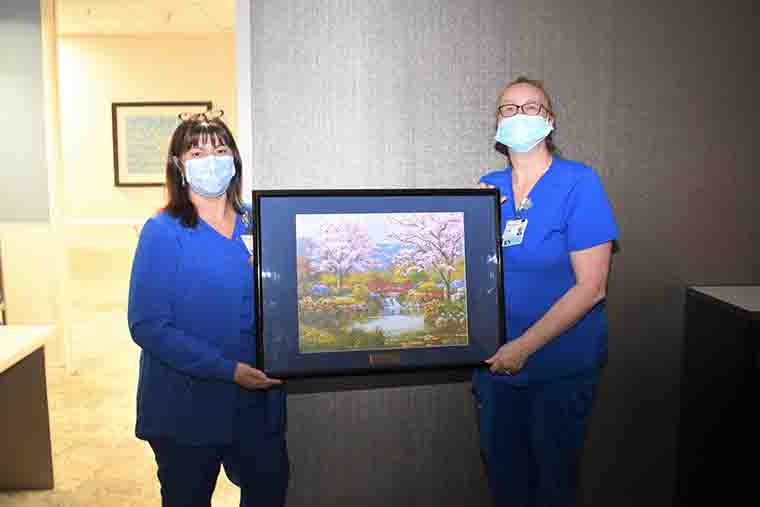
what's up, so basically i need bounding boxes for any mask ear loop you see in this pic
[172,156,186,186]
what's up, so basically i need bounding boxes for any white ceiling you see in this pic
[57,0,236,35]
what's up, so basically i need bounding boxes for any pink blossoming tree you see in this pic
[315,220,374,291]
[388,213,465,301]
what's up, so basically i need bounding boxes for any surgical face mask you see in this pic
[494,114,554,153]
[184,155,235,198]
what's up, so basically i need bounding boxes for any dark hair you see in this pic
[163,117,244,227]
[497,76,561,163]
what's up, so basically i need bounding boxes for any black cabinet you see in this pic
[675,286,759,505]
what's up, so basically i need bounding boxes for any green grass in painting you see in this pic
[298,323,467,353]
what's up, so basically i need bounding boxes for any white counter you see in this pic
[0,325,54,373]
[690,286,760,314]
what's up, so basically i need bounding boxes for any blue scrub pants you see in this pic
[147,396,289,507]
[472,369,599,507]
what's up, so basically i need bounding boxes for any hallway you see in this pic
[0,311,240,506]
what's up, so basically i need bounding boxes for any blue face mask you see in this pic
[184,155,235,198]
[494,114,554,153]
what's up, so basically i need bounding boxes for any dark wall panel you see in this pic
[287,383,489,507]
[508,0,760,505]
[256,0,760,506]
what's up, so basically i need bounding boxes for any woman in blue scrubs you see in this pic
[473,77,618,507]
[128,112,289,507]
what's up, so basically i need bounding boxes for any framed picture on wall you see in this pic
[252,189,505,382]
[111,101,212,187]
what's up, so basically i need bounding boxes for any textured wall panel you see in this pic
[251,1,760,506]
[286,383,488,507]
[508,1,760,506]
[251,0,509,190]
[250,2,510,506]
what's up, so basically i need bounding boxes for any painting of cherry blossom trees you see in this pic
[296,212,468,353]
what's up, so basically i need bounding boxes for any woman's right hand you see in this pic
[233,362,283,390]
[480,182,507,203]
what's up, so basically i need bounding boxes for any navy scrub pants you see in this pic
[147,395,289,507]
[473,368,599,507]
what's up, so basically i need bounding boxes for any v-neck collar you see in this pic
[198,213,242,241]
[507,158,556,215]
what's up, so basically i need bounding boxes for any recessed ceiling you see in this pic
[57,0,235,35]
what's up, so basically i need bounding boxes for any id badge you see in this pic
[502,219,528,247]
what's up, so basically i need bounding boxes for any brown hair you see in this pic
[163,117,244,227]
[497,76,561,162]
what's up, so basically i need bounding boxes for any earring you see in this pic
[180,171,186,187]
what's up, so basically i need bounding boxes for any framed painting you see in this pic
[111,101,212,187]
[252,189,505,381]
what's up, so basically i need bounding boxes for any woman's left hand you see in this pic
[485,340,530,375]
[234,362,283,390]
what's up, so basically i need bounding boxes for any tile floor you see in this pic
[0,310,241,506]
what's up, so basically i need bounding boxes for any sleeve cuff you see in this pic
[218,359,238,382]
[568,234,617,253]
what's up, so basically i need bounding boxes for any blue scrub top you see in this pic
[128,206,275,444]
[480,157,618,383]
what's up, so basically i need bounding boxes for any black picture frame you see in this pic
[252,189,505,387]
[111,101,212,187]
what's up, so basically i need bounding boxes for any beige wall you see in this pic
[55,33,236,370]
[2,31,237,369]
[0,225,62,363]
[0,0,64,365]
[58,33,237,221]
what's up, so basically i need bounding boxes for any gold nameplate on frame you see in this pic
[369,352,402,367]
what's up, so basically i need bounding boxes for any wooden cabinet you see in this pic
[0,326,55,490]
[675,286,759,505]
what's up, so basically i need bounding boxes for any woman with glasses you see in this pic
[473,77,618,507]
[128,112,289,507]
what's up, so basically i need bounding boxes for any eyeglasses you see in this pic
[497,102,550,118]
[178,109,225,122]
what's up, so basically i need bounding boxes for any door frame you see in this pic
[236,0,254,200]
